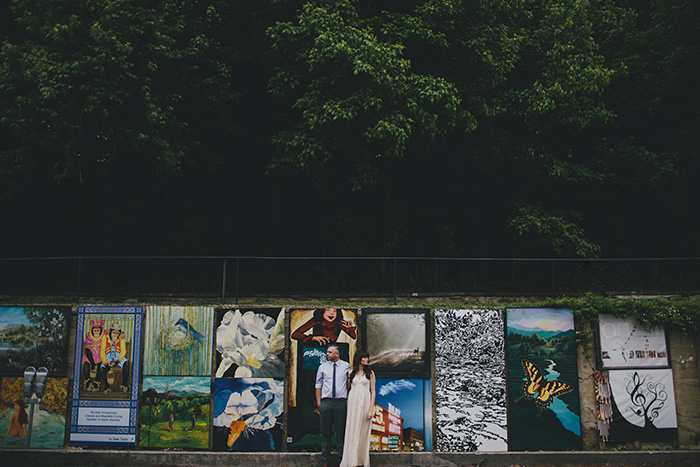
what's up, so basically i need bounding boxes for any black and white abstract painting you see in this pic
[608,368,678,442]
[435,309,507,451]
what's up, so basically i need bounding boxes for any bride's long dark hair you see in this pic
[348,349,372,391]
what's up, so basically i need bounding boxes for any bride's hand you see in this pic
[366,410,373,420]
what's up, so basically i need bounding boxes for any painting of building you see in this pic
[372,378,430,451]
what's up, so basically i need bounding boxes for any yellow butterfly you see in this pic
[518,359,573,411]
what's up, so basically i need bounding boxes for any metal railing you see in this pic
[1,256,699,304]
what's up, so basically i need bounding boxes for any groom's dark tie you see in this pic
[332,362,337,398]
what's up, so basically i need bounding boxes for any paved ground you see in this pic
[1,450,699,467]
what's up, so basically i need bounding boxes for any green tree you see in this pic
[267,0,461,192]
[0,0,235,185]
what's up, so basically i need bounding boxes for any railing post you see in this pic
[221,259,227,305]
[393,258,397,305]
[235,258,240,305]
[76,257,82,305]
[551,260,556,295]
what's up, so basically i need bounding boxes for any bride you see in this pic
[340,349,376,467]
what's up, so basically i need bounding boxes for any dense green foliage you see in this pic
[523,294,700,334]
[0,0,698,260]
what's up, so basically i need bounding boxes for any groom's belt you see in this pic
[322,397,347,401]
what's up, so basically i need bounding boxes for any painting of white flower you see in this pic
[215,308,285,378]
[213,378,284,451]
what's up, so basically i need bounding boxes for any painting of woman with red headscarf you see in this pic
[291,308,356,346]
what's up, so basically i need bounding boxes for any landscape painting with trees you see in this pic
[140,376,211,449]
[506,308,581,451]
[0,307,70,376]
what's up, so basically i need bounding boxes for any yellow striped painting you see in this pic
[143,306,214,376]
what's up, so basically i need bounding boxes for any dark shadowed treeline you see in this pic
[0,0,698,261]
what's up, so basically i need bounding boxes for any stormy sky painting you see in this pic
[364,309,429,377]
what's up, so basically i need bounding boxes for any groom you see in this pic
[315,344,351,467]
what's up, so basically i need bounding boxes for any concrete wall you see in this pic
[577,321,700,450]
[669,325,700,448]
[3,303,700,452]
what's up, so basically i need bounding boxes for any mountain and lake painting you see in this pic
[506,308,582,451]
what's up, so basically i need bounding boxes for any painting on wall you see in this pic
[213,378,284,451]
[69,306,143,445]
[506,308,582,451]
[139,376,211,449]
[363,309,430,378]
[287,308,358,451]
[75,312,139,400]
[215,308,284,378]
[0,377,69,449]
[372,378,431,451]
[0,307,70,376]
[435,309,507,452]
[607,368,678,442]
[143,306,214,376]
[598,314,668,369]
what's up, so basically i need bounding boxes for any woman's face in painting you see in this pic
[13,402,19,412]
[110,329,121,341]
[91,327,102,338]
[323,308,337,322]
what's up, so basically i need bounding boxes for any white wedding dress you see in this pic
[340,373,372,467]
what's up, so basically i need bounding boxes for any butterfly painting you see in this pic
[518,360,573,412]
[506,308,582,450]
